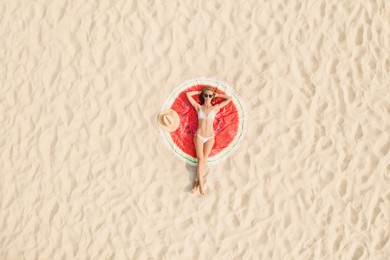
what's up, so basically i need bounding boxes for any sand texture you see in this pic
[1,0,390,259]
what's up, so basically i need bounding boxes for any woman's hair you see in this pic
[199,85,217,104]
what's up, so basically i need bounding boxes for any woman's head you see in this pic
[200,85,217,104]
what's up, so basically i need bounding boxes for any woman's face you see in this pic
[203,90,214,102]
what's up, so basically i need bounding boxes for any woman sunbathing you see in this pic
[186,86,232,196]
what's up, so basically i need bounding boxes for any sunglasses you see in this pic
[203,94,214,98]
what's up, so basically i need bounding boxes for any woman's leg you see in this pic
[199,137,215,195]
[192,134,204,194]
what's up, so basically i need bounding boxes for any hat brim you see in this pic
[157,109,180,132]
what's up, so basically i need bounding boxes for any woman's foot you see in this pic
[191,180,199,193]
[199,179,205,196]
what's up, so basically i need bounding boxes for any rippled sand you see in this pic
[1,0,389,259]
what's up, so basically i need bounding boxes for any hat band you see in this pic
[163,115,172,126]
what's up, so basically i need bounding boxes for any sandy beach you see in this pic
[1,0,389,259]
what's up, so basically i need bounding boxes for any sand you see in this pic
[1,0,389,259]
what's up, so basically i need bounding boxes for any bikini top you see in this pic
[197,108,216,120]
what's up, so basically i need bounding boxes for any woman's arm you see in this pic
[215,93,233,110]
[216,93,231,100]
[186,91,201,109]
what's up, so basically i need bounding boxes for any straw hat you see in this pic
[157,109,180,132]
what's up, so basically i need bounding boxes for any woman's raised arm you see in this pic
[186,91,201,109]
[215,93,232,110]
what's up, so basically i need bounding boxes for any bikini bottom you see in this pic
[196,133,215,143]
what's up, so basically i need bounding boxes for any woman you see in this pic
[186,86,232,196]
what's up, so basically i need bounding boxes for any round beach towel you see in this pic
[158,77,247,166]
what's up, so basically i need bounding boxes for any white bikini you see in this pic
[196,108,216,143]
